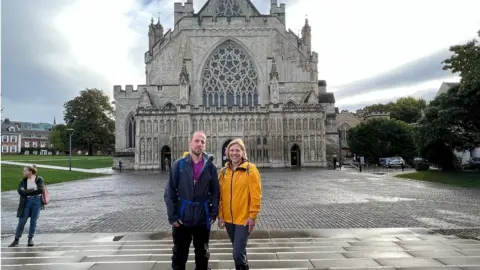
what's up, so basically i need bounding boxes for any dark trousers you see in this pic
[171,225,210,270]
[225,222,250,269]
[15,197,42,239]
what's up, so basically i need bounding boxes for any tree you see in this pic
[63,89,114,155]
[414,29,480,170]
[48,124,67,152]
[347,118,416,164]
[390,97,427,124]
[441,29,480,136]
[363,97,427,124]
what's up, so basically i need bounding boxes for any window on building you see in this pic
[11,136,17,142]
[202,41,258,107]
[10,146,17,153]
[2,135,8,142]
[24,141,30,148]
[33,142,38,147]
[215,0,243,17]
[41,141,46,148]
[2,146,8,152]
[127,114,136,148]
[8,127,15,132]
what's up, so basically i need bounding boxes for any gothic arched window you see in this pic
[202,40,258,107]
[216,0,243,17]
[126,114,135,148]
[340,123,351,140]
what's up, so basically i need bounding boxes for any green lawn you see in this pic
[2,155,113,169]
[1,165,106,192]
[395,170,480,188]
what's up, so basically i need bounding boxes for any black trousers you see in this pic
[171,225,211,270]
[225,223,250,269]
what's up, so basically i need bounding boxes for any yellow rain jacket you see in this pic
[218,161,262,225]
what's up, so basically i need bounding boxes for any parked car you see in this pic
[413,157,429,171]
[387,156,405,167]
[468,157,480,170]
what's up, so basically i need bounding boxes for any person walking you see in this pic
[164,131,219,270]
[217,139,262,270]
[9,165,45,247]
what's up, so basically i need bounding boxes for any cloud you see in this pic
[336,76,458,111]
[2,0,480,123]
[1,0,111,123]
[333,48,456,100]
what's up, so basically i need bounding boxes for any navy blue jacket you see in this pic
[164,153,219,227]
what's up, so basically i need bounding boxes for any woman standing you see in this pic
[217,139,262,270]
[9,165,45,247]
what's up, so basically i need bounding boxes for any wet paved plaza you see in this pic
[2,168,480,234]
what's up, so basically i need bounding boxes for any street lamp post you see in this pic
[66,128,74,171]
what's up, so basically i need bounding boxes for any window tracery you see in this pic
[202,41,258,107]
[216,0,243,17]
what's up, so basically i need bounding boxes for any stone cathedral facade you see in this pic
[113,0,339,170]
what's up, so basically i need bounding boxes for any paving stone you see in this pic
[375,258,446,267]
[343,246,405,251]
[348,241,401,247]
[406,250,465,257]
[276,251,345,259]
[310,258,381,269]
[342,251,412,258]
[455,245,480,250]
[1,256,81,265]
[1,263,95,270]
[292,246,346,252]
[457,249,480,256]
[81,255,152,262]
[395,267,462,270]
[398,245,458,251]
[89,262,157,270]
[3,169,480,233]
[435,256,480,266]
[152,261,220,270]
[328,268,395,270]
[0,251,66,257]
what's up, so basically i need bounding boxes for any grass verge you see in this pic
[395,170,480,188]
[2,155,113,169]
[1,165,106,192]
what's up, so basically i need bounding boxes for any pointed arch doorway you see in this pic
[161,145,171,171]
[291,144,301,167]
[222,139,232,165]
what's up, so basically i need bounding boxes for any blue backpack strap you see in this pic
[176,157,211,230]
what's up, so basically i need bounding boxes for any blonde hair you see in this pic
[25,164,37,175]
[225,139,248,160]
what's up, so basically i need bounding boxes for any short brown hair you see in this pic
[25,165,37,175]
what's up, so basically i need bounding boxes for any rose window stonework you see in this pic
[215,0,243,17]
[202,40,258,107]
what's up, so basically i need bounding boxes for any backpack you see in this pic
[39,176,50,205]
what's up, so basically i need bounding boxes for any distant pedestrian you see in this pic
[118,160,123,172]
[9,165,45,247]
[218,138,262,270]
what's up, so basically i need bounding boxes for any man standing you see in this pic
[164,131,219,270]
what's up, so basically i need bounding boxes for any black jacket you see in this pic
[16,176,44,217]
[164,153,219,227]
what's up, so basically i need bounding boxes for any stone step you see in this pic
[2,229,480,269]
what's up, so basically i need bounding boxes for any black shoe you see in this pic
[28,238,34,247]
[8,239,19,247]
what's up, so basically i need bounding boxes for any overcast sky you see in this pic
[2,0,479,123]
